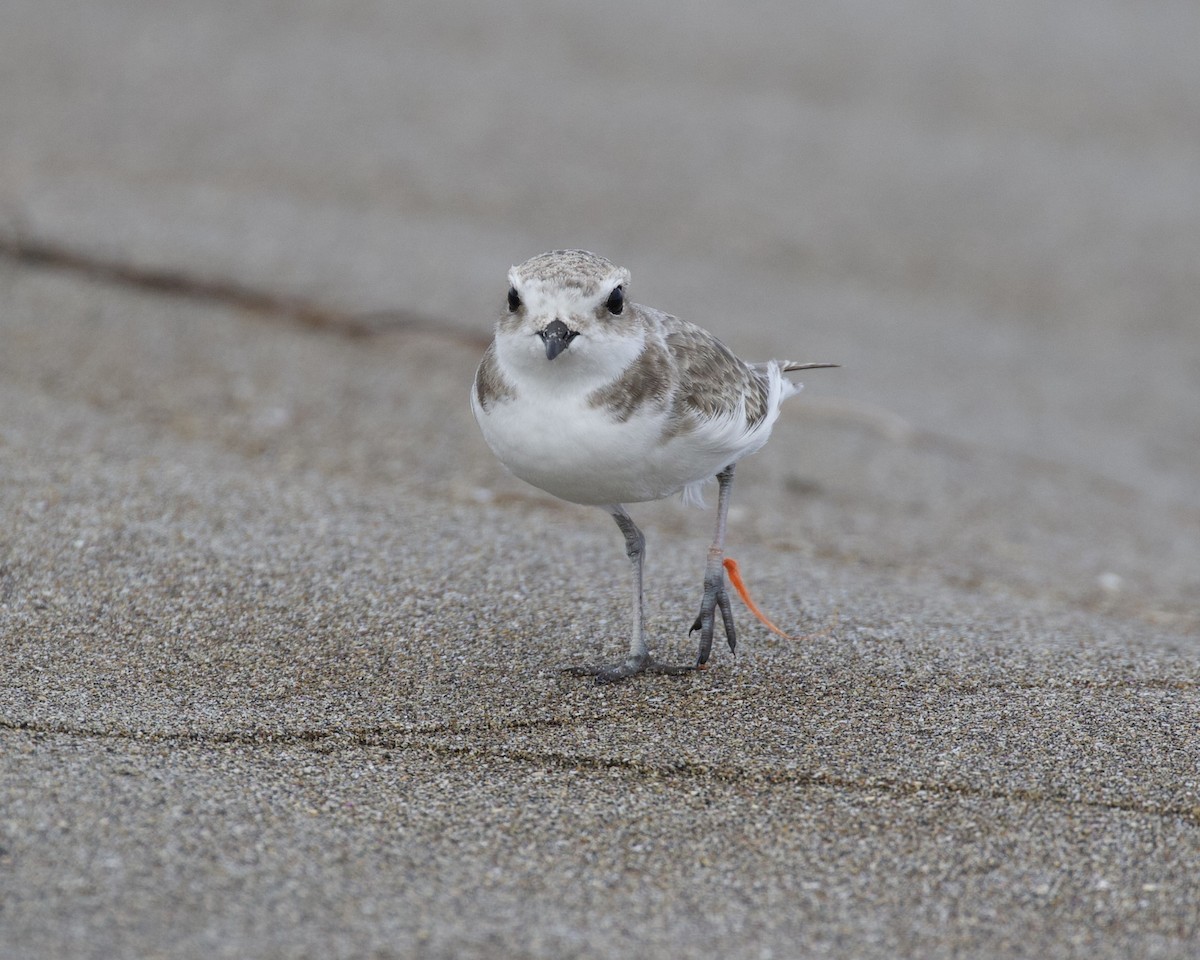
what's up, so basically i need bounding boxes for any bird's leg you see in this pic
[690,464,738,667]
[564,506,694,684]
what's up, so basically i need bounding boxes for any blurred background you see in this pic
[4,0,1197,498]
[3,0,1198,610]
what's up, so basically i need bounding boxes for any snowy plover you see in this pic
[471,249,835,682]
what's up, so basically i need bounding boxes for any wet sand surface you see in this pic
[2,2,1198,957]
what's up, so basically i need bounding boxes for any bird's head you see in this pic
[496,250,639,370]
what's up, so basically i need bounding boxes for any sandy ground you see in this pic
[2,1,1198,957]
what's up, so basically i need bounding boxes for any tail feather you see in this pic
[750,360,840,375]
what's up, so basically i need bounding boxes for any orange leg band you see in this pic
[723,557,794,641]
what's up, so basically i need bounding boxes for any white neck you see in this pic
[494,326,645,398]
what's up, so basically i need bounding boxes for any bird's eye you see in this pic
[507,287,521,312]
[606,286,624,315]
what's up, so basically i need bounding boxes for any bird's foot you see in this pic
[689,572,737,666]
[563,653,695,685]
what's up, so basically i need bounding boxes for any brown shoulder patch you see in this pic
[474,342,517,411]
[587,338,674,422]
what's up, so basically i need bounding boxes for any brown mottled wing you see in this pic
[664,322,769,428]
[474,342,516,411]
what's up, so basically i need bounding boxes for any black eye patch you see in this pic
[508,287,521,312]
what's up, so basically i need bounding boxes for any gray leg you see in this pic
[564,506,694,684]
[689,465,738,666]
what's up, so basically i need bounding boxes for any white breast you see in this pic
[471,330,794,507]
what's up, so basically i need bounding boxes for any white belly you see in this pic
[474,389,722,505]
[471,328,793,507]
